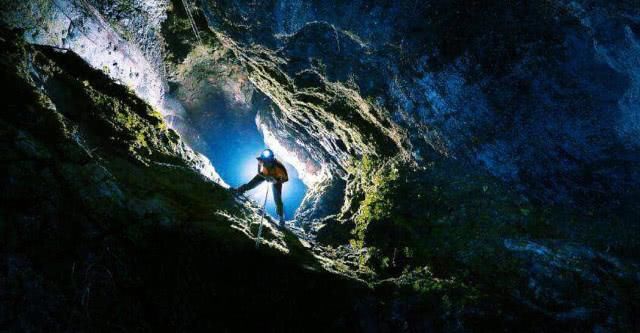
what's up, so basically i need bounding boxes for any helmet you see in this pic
[257,149,275,161]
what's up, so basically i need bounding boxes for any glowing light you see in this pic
[238,147,307,220]
[241,153,261,183]
[260,124,324,186]
[260,149,274,159]
[194,152,229,188]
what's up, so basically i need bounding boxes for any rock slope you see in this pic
[2,0,640,331]
[0,30,376,332]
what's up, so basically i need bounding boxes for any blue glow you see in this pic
[260,149,273,159]
[189,92,307,220]
[239,149,307,219]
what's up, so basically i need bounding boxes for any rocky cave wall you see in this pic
[0,30,381,331]
[2,1,640,331]
[201,0,640,211]
[197,2,640,328]
[4,0,639,219]
[0,0,230,185]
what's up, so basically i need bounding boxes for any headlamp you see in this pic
[260,149,274,160]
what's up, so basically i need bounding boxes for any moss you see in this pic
[0,0,54,30]
[326,136,640,329]
[29,45,186,167]
[162,3,198,64]
[94,0,138,41]
[342,149,570,284]
[351,155,400,248]
[161,0,219,69]
[1,29,378,332]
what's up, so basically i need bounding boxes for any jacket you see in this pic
[259,159,288,183]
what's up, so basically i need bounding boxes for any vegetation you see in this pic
[161,0,218,71]
[3,0,639,329]
[0,29,372,332]
[0,0,54,31]
[351,155,401,249]
[339,144,640,330]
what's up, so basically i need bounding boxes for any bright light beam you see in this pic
[238,147,307,219]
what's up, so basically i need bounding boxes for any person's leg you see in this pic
[237,175,264,193]
[272,183,285,227]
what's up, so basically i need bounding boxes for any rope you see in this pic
[255,185,270,248]
[180,0,202,44]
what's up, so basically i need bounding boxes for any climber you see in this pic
[234,149,289,228]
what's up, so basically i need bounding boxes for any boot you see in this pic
[279,216,286,229]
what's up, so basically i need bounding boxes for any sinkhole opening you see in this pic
[189,92,307,220]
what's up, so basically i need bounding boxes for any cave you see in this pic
[178,85,309,220]
[1,0,639,332]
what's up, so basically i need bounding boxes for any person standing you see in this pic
[234,149,288,228]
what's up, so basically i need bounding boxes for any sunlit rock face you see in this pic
[0,0,232,184]
[168,41,257,151]
[204,26,411,219]
[1,0,169,112]
[201,0,640,211]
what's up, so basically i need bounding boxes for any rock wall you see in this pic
[195,1,640,330]
[1,0,169,112]
[2,1,639,331]
[0,0,229,184]
[0,30,374,332]
[200,0,640,210]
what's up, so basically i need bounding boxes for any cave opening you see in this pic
[188,90,307,220]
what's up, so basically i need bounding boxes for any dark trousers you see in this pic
[238,175,284,218]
